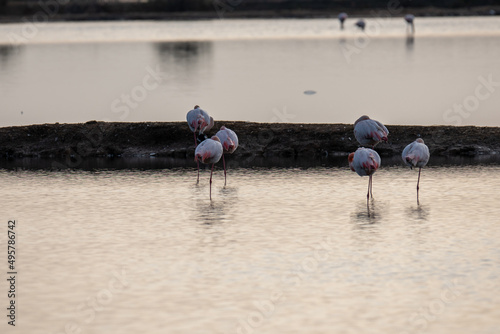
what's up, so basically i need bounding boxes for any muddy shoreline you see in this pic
[1,122,499,168]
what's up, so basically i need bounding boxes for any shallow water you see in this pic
[1,165,499,333]
[1,17,500,127]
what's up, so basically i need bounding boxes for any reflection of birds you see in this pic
[338,12,348,30]
[404,14,415,34]
[349,148,381,200]
[355,19,366,31]
[195,136,223,200]
[402,138,430,203]
[215,126,238,186]
[354,115,389,148]
[187,105,214,183]
[406,35,415,48]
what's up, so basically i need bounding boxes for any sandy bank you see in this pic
[1,122,499,166]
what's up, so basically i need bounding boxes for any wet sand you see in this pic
[1,122,499,165]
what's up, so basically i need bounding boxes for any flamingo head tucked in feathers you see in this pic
[416,138,424,144]
[354,115,370,126]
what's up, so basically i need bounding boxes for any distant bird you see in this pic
[187,105,214,183]
[194,136,223,200]
[355,19,366,31]
[404,14,415,34]
[215,126,239,186]
[402,138,430,203]
[338,12,348,30]
[354,115,389,148]
[349,148,381,200]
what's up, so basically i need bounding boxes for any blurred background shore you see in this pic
[0,0,499,23]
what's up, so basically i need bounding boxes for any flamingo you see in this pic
[194,136,223,200]
[355,19,366,31]
[186,105,214,183]
[348,148,381,200]
[215,126,239,186]
[402,138,430,203]
[338,12,348,30]
[404,14,415,34]
[354,115,389,148]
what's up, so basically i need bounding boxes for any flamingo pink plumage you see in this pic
[194,136,223,200]
[349,147,381,200]
[354,115,389,148]
[187,105,214,183]
[215,126,239,186]
[402,138,430,203]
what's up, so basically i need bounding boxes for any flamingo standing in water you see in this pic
[194,136,223,200]
[338,12,348,30]
[215,126,239,186]
[355,19,366,31]
[402,138,430,203]
[354,115,389,148]
[405,14,415,34]
[349,148,381,200]
[186,105,214,183]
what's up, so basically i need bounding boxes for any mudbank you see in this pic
[1,121,500,163]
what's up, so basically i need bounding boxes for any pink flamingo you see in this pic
[186,105,214,183]
[338,12,348,30]
[355,19,366,31]
[404,14,415,34]
[194,136,223,200]
[354,115,389,148]
[402,138,430,203]
[349,147,381,200]
[215,126,239,186]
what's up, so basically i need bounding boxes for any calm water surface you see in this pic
[1,17,500,126]
[1,165,499,333]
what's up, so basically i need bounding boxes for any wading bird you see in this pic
[354,115,389,148]
[187,105,214,183]
[349,148,381,200]
[338,12,348,30]
[404,14,415,34]
[215,126,239,186]
[355,19,366,31]
[195,136,223,200]
[402,138,430,203]
[186,105,214,147]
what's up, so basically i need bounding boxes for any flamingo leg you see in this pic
[222,154,227,186]
[197,160,200,184]
[194,130,199,184]
[209,163,214,200]
[367,175,371,200]
[417,167,421,204]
